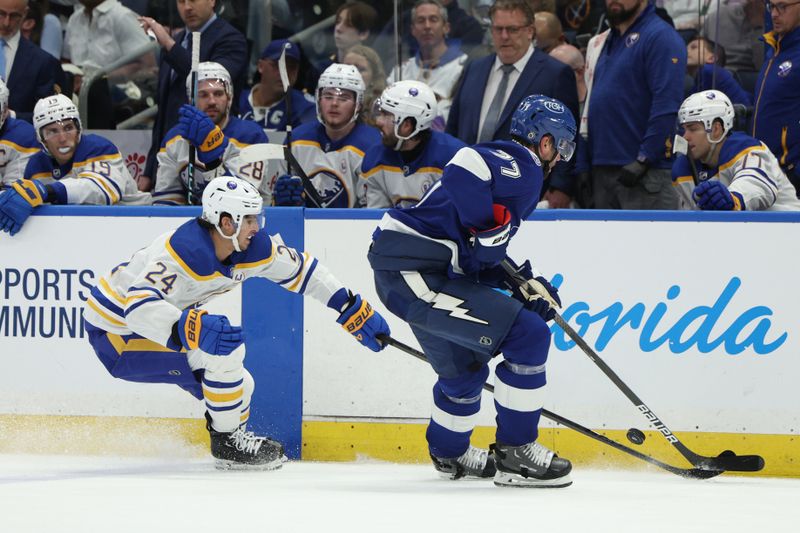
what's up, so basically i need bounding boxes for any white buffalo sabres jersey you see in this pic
[24,133,151,205]
[672,132,800,211]
[85,219,347,348]
[273,121,381,208]
[360,131,465,208]
[154,117,269,205]
[0,117,40,188]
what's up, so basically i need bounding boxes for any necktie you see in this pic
[0,39,6,81]
[478,64,515,143]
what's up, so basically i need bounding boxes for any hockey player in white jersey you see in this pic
[154,62,270,205]
[0,79,39,188]
[0,94,150,236]
[273,63,380,208]
[84,176,391,469]
[672,90,800,211]
[361,80,465,208]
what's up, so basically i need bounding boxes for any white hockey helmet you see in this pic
[33,94,82,149]
[376,80,437,148]
[678,90,735,141]
[186,62,233,113]
[201,177,264,252]
[316,63,365,126]
[0,78,9,130]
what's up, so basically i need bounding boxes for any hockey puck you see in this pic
[626,428,646,445]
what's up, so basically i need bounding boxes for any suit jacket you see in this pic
[7,37,66,123]
[145,16,247,178]
[446,49,580,194]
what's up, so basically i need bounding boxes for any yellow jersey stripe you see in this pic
[165,238,223,281]
[87,299,126,327]
[287,252,310,292]
[99,277,126,306]
[0,140,39,153]
[72,153,121,167]
[719,146,762,172]
[203,388,244,402]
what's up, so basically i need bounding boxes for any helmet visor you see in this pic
[556,137,576,162]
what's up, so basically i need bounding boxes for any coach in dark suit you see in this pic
[446,0,579,206]
[1,0,65,123]
[139,0,247,190]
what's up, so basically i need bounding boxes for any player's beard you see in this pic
[606,1,641,26]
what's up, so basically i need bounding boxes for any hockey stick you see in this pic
[186,31,201,205]
[499,260,765,473]
[673,134,699,186]
[275,42,325,209]
[377,334,721,480]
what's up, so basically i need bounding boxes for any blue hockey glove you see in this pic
[336,292,391,352]
[273,175,304,206]
[470,204,512,267]
[693,180,742,210]
[0,180,48,236]
[177,309,245,355]
[177,104,228,164]
[617,160,648,188]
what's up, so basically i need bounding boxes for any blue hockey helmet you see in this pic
[510,95,577,161]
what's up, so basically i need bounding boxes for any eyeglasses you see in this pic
[490,24,530,36]
[766,0,800,14]
[41,122,78,141]
[0,9,25,22]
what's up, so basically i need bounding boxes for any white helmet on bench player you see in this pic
[202,177,264,252]
[678,90,734,146]
[316,63,365,127]
[32,94,82,152]
[187,62,234,113]
[375,80,437,149]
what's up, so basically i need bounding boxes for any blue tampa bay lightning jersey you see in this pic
[375,140,544,276]
[238,87,316,131]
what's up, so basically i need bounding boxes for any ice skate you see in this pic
[208,421,286,471]
[431,445,496,480]
[492,441,572,488]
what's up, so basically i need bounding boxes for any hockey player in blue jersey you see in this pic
[272,63,380,208]
[154,62,270,205]
[0,79,39,188]
[368,94,577,488]
[0,94,149,236]
[361,80,466,208]
[238,39,316,132]
[85,176,390,469]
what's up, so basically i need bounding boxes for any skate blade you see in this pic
[214,455,287,471]
[493,471,572,488]
[436,471,494,481]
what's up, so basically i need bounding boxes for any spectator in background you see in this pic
[660,0,703,41]
[272,63,380,208]
[549,43,586,109]
[534,10,565,53]
[752,0,800,195]
[387,0,467,132]
[21,0,62,59]
[0,0,65,123]
[138,0,247,193]
[361,80,465,208]
[447,0,579,208]
[704,0,764,74]
[326,2,377,70]
[0,79,38,187]
[155,62,268,205]
[586,0,685,209]
[63,0,155,129]
[672,90,800,210]
[685,36,751,106]
[343,44,386,127]
[239,39,316,134]
[0,94,150,237]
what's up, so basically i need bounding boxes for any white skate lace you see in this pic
[520,442,554,468]
[229,428,264,455]
[459,446,488,470]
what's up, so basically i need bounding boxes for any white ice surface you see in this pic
[0,455,797,533]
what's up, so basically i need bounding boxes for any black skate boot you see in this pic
[207,418,286,470]
[492,441,572,488]
[430,445,497,480]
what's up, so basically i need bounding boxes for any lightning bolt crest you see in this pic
[432,293,488,324]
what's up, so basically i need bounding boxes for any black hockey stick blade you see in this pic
[498,260,765,474]
[377,334,723,480]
